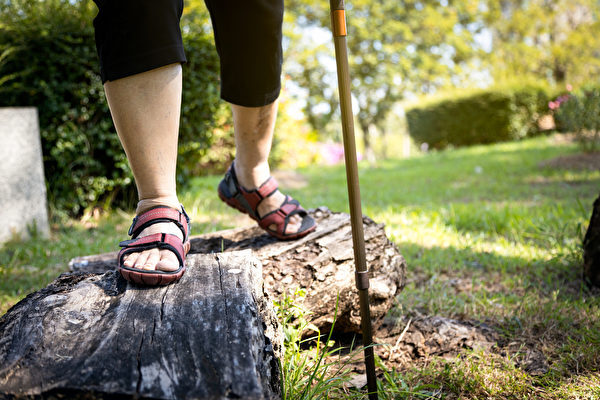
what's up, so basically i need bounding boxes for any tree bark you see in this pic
[70,208,407,334]
[0,252,281,400]
[583,192,600,287]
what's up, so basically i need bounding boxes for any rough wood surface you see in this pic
[376,315,499,364]
[584,193,600,287]
[70,208,407,333]
[0,251,281,400]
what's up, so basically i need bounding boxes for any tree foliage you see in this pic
[0,0,227,217]
[483,0,600,85]
[0,0,129,217]
[284,0,482,159]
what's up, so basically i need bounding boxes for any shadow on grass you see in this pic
[394,240,600,389]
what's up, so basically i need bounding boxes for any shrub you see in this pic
[554,85,600,152]
[0,0,229,218]
[405,84,552,150]
[509,83,554,138]
[178,7,234,181]
[0,0,129,218]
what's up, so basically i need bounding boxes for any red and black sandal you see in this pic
[218,162,317,240]
[118,205,191,286]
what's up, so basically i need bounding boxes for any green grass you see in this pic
[1,135,599,398]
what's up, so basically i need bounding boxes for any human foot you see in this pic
[234,162,306,235]
[121,222,183,271]
[218,162,316,239]
[118,206,190,285]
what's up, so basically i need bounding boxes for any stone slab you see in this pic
[0,107,49,243]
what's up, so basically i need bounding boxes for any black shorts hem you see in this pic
[101,44,187,83]
[221,85,281,108]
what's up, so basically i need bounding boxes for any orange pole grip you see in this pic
[332,9,347,36]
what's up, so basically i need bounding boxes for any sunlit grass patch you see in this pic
[1,135,599,398]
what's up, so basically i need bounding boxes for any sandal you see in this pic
[218,163,316,240]
[118,205,191,286]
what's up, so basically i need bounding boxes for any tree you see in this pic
[483,0,600,85]
[284,0,482,160]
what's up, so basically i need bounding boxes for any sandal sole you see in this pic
[119,266,186,286]
[119,240,191,286]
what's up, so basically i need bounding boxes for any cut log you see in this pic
[584,193,600,287]
[0,251,281,400]
[70,208,407,333]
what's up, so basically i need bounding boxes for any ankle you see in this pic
[136,196,181,215]
[234,160,270,190]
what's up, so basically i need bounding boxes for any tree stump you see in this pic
[584,192,600,287]
[0,251,281,400]
[70,208,407,333]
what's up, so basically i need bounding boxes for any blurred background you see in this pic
[1,0,598,219]
[2,2,600,397]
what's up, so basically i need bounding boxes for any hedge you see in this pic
[0,0,228,218]
[405,84,552,150]
[554,85,600,152]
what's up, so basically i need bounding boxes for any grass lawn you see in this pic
[1,134,599,399]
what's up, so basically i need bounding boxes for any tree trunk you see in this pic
[583,192,600,287]
[70,208,407,334]
[358,120,376,164]
[0,252,282,400]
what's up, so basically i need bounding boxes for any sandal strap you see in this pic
[258,196,307,234]
[118,232,186,268]
[128,205,190,240]
[222,163,279,219]
[239,177,279,212]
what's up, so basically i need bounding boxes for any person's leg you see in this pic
[104,63,184,272]
[93,0,188,276]
[206,0,314,237]
[230,101,302,234]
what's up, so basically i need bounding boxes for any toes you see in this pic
[132,249,152,270]
[268,215,303,235]
[156,250,180,272]
[284,215,302,235]
[142,248,161,271]
[123,253,138,268]
[122,248,179,272]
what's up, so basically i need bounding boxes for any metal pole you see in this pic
[328,1,378,398]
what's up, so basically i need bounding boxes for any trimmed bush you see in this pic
[0,0,228,217]
[406,84,552,150]
[554,85,600,152]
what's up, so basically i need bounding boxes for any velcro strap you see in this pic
[128,206,189,239]
[237,189,263,211]
[258,196,304,231]
[239,176,279,211]
[120,233,164,248]
[259,212,285,232]
[278,197,300,216]
[256,176,279,198]
[118,233,186,268]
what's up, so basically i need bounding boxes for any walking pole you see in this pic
[328,1,378,398]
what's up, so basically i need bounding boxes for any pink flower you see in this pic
[566,84,573,92]
[321,143,345,165]
[549,101,558,110]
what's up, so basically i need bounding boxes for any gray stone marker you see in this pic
[0,107,50,243]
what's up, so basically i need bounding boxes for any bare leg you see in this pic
[104,63,183,272]
[231,101,301,234]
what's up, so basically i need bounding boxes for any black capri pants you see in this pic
[93,0,284,107]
